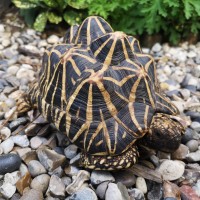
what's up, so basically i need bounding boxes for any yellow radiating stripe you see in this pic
[96,140,103,147]
[95,17,113,33]
[103,74,135,86]
[128,103,143,133]
[71,77,76,85]
[87,17,91,46]
[94,38,110,57]
[61,60,67,110]
[100,109,111,153]
[71,123,88,143]
[112,66,138,72]
[144,105,149,130]
[87,122,103,152]
[129,74,142,102]
[75,18,86,44]
[69,59,81,76]
[115,91,129,103]
[66,113,71,136]
[126,59,141,70]
[86,84,93,122]
[113,121,118,154]
[51,71,60,107]
[70,26,73,42]
[144,77,155,108]
[121,38,129,60]
[55,109,66,130]
[103,38,116,66]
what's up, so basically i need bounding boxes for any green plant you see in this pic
[12,0,200,44]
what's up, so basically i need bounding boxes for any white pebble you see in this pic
[0,138,14,154]
[0,182,16,198]
[0,127,11,140]
[12,135,29,147]
[47,35,60,44]
[135,177,147,194]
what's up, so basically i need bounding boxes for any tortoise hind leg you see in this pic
[80,146,138,170]
[16,82,39,114]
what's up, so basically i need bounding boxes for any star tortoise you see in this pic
[18,16,185,170]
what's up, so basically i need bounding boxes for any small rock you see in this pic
[157,151,171,160]
[16,68,35,81]
[30,174,50,194]
[0,154,21,175]
[0,182,16,199]
[157,160,185,181]
[193,180,200,196]
[128,188,145,200]
[61,176,71,187]
[37,148,66,171]
[135,177,147,194]
[19,189,43,200]
[180,185,200,200]
[12,135,29,147]
[96,181,109,200]
[180,89,190,100]
[68,187,98,200]
[28,160,46,177]
[4,171,21,185]
[90,171,115,185]
[7,65,19,76]
[0,138,14,153]
[183,169,200,185]
[49,166,63,177]
[9,117,28,131]
[64,144,78,159]
[117,182,130,200]
[17,148,37,164]
[30,136,43,149]
[0,127,11,140]
[187,51,196,58]
[186,150,200,162]
[47,35,60,44]
[147,182,163,200]
[11,193,21,200]
[64,165,80,177]
[69,153,81,165]
[152,43,162,52]
[19,164,29,177]
[181,128,196,143]
[112,169,136,187]
[16,172,32,195]
[171,144,189,160]
[105,183,123,200]
[66,170,90,194]
[190,121,200,132]
[46,175,65,198]
[186,139,199,152]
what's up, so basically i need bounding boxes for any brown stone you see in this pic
[16,172,32,195]
[171,144,189,160]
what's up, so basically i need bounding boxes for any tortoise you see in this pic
[17,16,185,170]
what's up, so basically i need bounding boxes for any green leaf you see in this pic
[20,8,38,26]
[42,0,58,8]
[63,10,82,25]
[47,12,62,24]
[12,0,38,9]
[33,12,47,31]
[66,0,88,9]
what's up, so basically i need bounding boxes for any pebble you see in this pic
[28,160,46,177]
[112,169,136,187]
[19,189,43,200]
[9,117,28,131]
[147,182,162,200]
[66,170,90,194]
[61,176,72,187]
[0,126,11,140]
[4,171,21,185]
[96,181,109,200]
[190,121,200,132]
[16,172,31,195]
[128,188,145,200]
[46,175,65,198]
[30,136,43,149]
[64,144,78,159]
[135,177,147,194]
[7,65,19,75]
[152,43,162,52]
[12,135,29,147]
[171,144,189,160]
[37,148,66,171]
[181,128,196,143]
[105,183,123,200]
[0,138,14,153]
[157,160,185,181]
[0,154,21,174]
[47,35,60,44]
[30,174,50,193]
[180,185,200,200]
[68,187,98,200]
[90,171,115,185]
[64,165,80,177]
[193,180,200,196]
[186,139,199,152]
[186,150,200,162]
[0,182,16,199]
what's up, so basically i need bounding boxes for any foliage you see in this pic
[12,0,200,44]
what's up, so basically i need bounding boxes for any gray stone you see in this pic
[12,135,29,147]
[0,182,16,198]
[0,138,14,153]
[9,117,28,131]
[117,182,130,200]
[47,35,60,44]
[16,68,35,81]
[37,148,66,171]
[171,144,189,160]
[69,153,81,165]
[96,181,109,199]
[49,166,63,178]
[186,150,200,162]
[61,176,71,187]
[4,171,21,185]
[66,170,90,194]
[30,136,43,149]
[19,189,43,200]
[186,139,199,152]
[152,43,162,52]
[190,121,200,132]
[68,187,97,200]
[7,65,19,76]
[136,177,147,194]
[112,169,136,187]
[128,188,145,200]
[0,127,11,140]
[64,144,78,159]
[28,160,46,177]
[30,174,50,193]
[180,89,190,100]
[64,165,80,177]
[182,128,196,143]
[157,160,185,181]
[47,175,65,198]
[147,182,162,200]
[193,180,200,196]
[105,183,123,200]
[90,171,115,185]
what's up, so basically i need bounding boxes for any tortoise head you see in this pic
[144,113,185,152]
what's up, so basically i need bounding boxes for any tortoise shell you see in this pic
[31,16,178,157]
